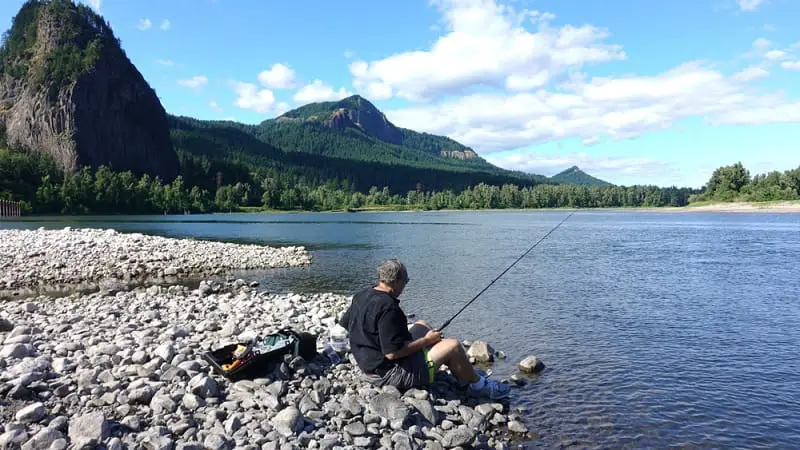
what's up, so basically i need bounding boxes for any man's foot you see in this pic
[467,378,511,400]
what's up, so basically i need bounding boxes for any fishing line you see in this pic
[437,211,574,331]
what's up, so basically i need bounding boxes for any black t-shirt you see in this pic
[339,286,412,373]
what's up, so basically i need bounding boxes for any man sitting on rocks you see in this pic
[339,259,510,400]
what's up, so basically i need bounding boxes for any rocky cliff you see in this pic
[325,97,404,145]
[0,0,179,180]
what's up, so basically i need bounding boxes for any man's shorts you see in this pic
[363,323,436,390]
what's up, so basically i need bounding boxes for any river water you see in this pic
[4,210,800,448]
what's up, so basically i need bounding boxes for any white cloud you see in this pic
[732,66,769,81]
[384,59,800,153]
[275,102,291,116]
[161,19,171,31]
[137,19,152,31]
[353,2,800,156]
[764,49,786,60]
[780,61,800,71]
[293,80,353,104]
[155,59,175,67]
[581,136,601,146]
[177,75,208,89]
[209,101,223,112]
[711,102,800,125]
[751,37,772,51]
[230,81,280,114]
[257,64,297,89]
[737,0,767,11]
[349,0,625,101]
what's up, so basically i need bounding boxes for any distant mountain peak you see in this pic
[557,165,583,174]
[552,166,613,187]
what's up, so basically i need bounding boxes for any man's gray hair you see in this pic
[377,259,408,284]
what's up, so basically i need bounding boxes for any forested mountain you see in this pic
[0,0,179,180]
[551,166,613,187]
[168,114,552,194]
[267,95,479,160]
[254,95,550,185]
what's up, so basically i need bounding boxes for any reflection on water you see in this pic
[4,210,800,447]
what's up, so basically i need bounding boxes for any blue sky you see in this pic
[2,0,799,188]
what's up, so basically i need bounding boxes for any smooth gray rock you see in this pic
[188,374,219,398]
[466,341,494,363]
[271,407,304,437]
[68,412,109,449]
[369,394,410,429]
[508,420,528,434]
[182,393,205,410]
[406,398,439,426]
[15,402,46,423]
[155,343,176,362]
[140,434,174,450]
[20,427,63,450]
[441,428,477,448]
[343,421,365,436]
[48,438,68,450]
[176,443,204,450]
[1,343,33,359]
[519,355,545,374]
[203,433,234,450]
[0,430,29,449]
[150,395,178,415]
[107,437,123,450]
[128,386,155,405]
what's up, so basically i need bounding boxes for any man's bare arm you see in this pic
[385,330,441,360]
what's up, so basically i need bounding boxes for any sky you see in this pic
[2,0,799,188]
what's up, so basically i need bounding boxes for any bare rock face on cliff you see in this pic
[324,96,404,146]
[0,0,179,180]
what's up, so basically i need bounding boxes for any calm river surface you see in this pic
[4,210,800,448]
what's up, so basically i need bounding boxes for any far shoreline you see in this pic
[3,201,800,221]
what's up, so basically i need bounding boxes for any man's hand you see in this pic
[385,329,443,360]
[424,329,442,346]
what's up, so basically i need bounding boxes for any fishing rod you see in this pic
[437,211,574,331]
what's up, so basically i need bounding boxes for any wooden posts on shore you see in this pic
[0,199,21,218]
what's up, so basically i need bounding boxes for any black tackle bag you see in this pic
[203,328,318,380]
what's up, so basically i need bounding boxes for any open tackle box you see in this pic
[203,328,317,381]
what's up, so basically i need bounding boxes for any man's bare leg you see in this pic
[427,338,480,383]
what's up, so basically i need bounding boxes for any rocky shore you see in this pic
[0,228,311,297]
[1,282,532,449]
[0,228,536,449]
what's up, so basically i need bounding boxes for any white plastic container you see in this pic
[329,324,350,352]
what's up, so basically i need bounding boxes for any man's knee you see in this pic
[442,338,461,353]
[414,320,432,329]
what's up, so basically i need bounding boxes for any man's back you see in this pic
[339,286,412,373]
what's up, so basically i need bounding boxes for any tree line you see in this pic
[1,145,699,214]
[692,162,800,203]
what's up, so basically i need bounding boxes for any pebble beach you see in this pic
[0,228,535,450]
